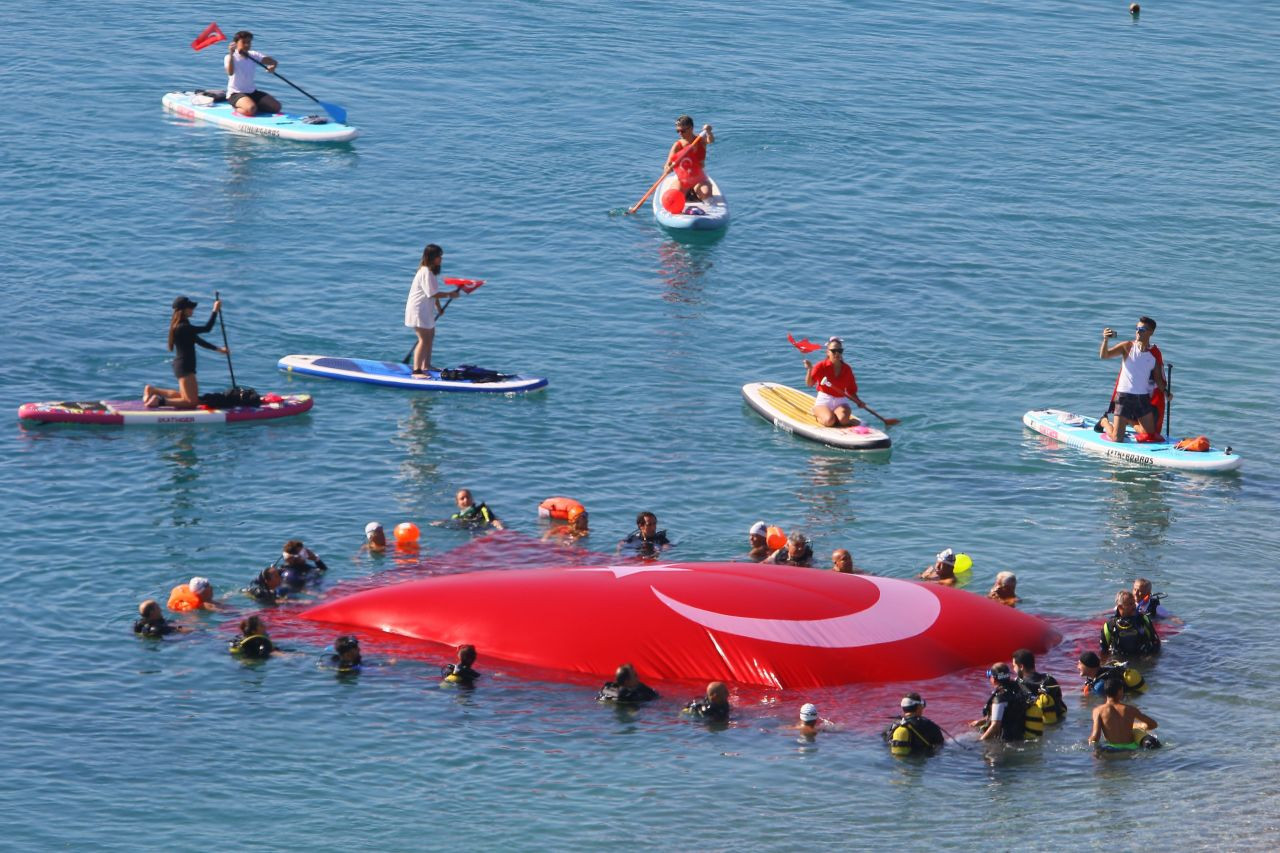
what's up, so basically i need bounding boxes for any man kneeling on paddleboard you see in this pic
[1097,316,1171,443]
[225,31,281,116]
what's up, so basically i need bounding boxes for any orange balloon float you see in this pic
[394,522,420,546]
[766,526,787,551]
[538,496,586,521]
[661,188,686,215]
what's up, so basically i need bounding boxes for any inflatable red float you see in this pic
[302,562,1061,688]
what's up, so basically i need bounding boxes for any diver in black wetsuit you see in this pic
[598,663,659,704]
[246,566,286,605]
[228,615,274,658]
[133,599,184,637]
[619,511,672,558]
[330,635,362,672]
[683,681,730,721]
[441,644,482,686]
[144,296,228,409]
[279,539,328,589]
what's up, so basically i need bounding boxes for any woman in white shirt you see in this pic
[405,244,458,375]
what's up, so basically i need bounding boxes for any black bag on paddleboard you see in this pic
[439,365,508,383]
[197,89,229,103]
[199,387,262,408]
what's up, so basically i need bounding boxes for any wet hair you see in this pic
[1103,677,1126,699]
[419,244,443,269]
[675,115,694,129]
[283,540,304,556]
[636,511,657,527]
[989,662,1013,682]
[1011,648,1035,669]
[457,644,477,666]
[615,662,636,684]
[1079,651,1101,668]
[788,531,807,546]
[1138,315,1156,331]
[240,615,263,635]
[233,30,253,42]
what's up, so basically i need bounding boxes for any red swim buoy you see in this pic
[661,188,687,215]
[538,496,585,521]
[301,562,1061,688]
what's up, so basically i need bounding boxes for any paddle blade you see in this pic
[192,22,226,51]
[787,333,823,354]
[444,277,485,294]
[318,100,348,125]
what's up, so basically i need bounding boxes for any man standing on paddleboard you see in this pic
[225,31,280,116]
[1098,316,1171,443]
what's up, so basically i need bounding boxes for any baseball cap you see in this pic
[749,521,767,537]
[800,703,819,722]
[172,295,198,311]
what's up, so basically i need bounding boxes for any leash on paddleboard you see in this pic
[214,289,236,388]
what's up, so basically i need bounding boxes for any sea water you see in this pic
[2,0,1279,849]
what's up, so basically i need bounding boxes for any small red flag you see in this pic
[444,277,485,293]
[787,333,823,353]
[191,22,226,51]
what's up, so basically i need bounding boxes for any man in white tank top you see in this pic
[1098,316,1172,442]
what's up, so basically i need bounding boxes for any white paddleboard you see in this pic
[742,382,891,450]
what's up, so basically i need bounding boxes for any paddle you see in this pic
[1164,363,1172,437]
[627,132,707,215]
[401,278,486,365]
[214,290,236,387]
[791,333,901,426]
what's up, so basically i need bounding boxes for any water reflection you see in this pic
[656,239,713,306]
[155,430,200,529]
[1099,470,1173,575]
[395,396,440,494]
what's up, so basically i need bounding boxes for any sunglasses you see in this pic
[828,348,844,354]
[1135,326,1149,332]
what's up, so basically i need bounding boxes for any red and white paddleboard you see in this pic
[18,394,313,426]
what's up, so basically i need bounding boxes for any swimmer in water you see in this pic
[792,703,822,737]
[619,511,672,557]
[280,539,328,588]
[363,522,388,553]
[747,522,771,562]
[597,663,659,704]
[683,681,731,721]
[768,531,814,567]
[133,599,185,637]
[885,693,945,755]
[988,571,1019,606]
[1089,677,1160,751]
[441,644,481,686]
[448,489,505,531]
[246,565,286,605]
[228,615,274,658]
[331,635,362,672]
[167,576,221,612]
[919,549,958,585]
[831,548,862,574]
[542,506,589,542]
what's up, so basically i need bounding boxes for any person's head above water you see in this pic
[456,644,477,667]
[831,549,854,573]
[456,489,474,509]
[900,692,926,716]
[419,243,443,274]
[138,599,162,620]
[1115,589,1137,617]
[365,522,386,546]
[749,521,767,546]
[799,703,819,724]
[987,661,1014,685]
[258,565,283,589]
[568,506,589,532]
[615,662,639,687]
[1077,650,1102,676]
[189,576,213,602]
[706,681,729,706]
[1103,676,1126,700]
[1132,577,1153,599]
[675,114,694,133]
[636,511,658,535]
[991,571,1017,595]
[240,615,264,636]
[335,635,361,664]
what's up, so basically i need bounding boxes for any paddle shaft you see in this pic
[214,290,236,387]
[858,401,897,426]
[244,54,346,122]
[1164,363,1172,436]
[402,294,460,365]
[627,132,706,214]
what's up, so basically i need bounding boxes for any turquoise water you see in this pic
[4,0,1280,848]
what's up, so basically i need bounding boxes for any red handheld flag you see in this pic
[444,277,485,294]
[787,333,823,353]
[192,22,226,51]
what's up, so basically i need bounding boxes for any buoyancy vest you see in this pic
[134,618,174,637]
[452,503,496,527]
[684,698,730,721]
[1019,672,1067,724]
[1086,663,1147,696]
[1102,611,1161,656]
[886,715,945,755]
[983,684,1042,740]
[228,634,273,658]
[598,681,660,703]
[441,663,481,685]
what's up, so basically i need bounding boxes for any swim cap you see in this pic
[749,521,767,537]
[365,522,383,537]
[189,577,211,595]
[901,693,924,710]
[800,703,819,722]
[935,548,955,564]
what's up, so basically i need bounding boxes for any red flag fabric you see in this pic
[670,136,707,189]
[788,333,823,354]
[444,277,485,293]
[192,22,226,51]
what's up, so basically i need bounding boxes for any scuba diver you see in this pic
[441,644,482,686]
[447,489,505,530]
[972,662,1043,742]
[246,566,286,605]
[1089,677,1161,752]
[1132,578,1173,620]
[682,682,731,721]
[597,663,659,704]
[133,599,185,637]
[1101,590,1161,657]
[1077,651,1147,697]
[767,531,814,567]
[885,693,945,756]
[330,635,363,672]
[228,615,274,659]
[618,511,672,558]
[278,539,328,589]
[1011,648,1067,725]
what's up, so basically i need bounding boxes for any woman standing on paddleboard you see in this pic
[405,244,458,375]
[143,296,227,409]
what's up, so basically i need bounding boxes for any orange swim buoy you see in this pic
[661,188,686,215]
[539,496,586,521]
[766,526,787,551]
[167,584,202,612]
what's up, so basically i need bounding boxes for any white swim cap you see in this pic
[365,522,383,537]
[800,703,819,722]
[189,577,211,595]
[935,548,955,564]
[749,521,767,537]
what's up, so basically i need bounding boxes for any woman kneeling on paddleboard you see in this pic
[803,337,865,427]
[143,296,228,409]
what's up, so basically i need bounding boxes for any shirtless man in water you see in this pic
[1088,677,1159,750]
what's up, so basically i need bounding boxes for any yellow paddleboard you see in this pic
[741,382,891,451]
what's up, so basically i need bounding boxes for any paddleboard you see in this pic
[653,172,730,231]
[18,394,313,426]
[1022,408,1241,472]
[278,355,548,393]
[742,382,891,451]
[162,91,359,143]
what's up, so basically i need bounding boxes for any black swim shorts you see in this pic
[229,91,274,111]
[1115,392,1154,421]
